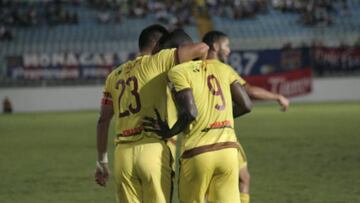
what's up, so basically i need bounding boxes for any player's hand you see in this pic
[277,95,290,112]
[95,161,110,187]
[143,108,171,139]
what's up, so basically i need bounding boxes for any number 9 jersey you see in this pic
[167,59,246,155]
[102,49,176,143]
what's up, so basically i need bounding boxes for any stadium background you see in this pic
[0,0,359,203]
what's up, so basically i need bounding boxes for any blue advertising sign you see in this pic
[5,48,312,80]
[228,48,311,76]
[6,52,135,80]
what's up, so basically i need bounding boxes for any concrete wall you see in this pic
[291,77,360,103]
[0,86,103,113]
[1,77,359,113]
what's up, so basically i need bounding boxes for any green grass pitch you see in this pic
[0,102,359,203]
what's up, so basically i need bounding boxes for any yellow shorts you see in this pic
[168,137,247,170]
[179,148,240,203]
[166,137,177,172]
[114,136,172,203]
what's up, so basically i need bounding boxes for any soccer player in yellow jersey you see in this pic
[94,24,209,203]
[151,29,195,172]
[202,30,290,203]
[144,57,252,202]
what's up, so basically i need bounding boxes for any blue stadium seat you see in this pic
[1,1,359,78]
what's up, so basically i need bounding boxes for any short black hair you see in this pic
[157,29,193,50]
[138,24,168,51]
[202,31,228,49]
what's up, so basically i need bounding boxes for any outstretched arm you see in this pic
[231,82,252,118]
[95,104,113,187]
[244,84,290,111]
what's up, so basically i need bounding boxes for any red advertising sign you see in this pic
[244,68,312,97]
[314,46,360,74]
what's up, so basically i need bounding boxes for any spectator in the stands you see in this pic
[339,0,350,16]
[97,9,111,24]
[206,0,267,20]
[115,7,123,23]
[0,25,13,41]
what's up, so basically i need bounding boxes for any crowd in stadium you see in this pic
[206,0,268,19]
[0,25,13,41]
[206,0,350,27]
[0,0,196,26]
[0,0,357,64]
[0,0,198,39]
[0,0,79,26]
[1,0,351,27]
[272,0,350,26]
[88,0,195,29]
[0,0,353,42]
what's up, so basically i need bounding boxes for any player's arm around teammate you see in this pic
[170,60,252,203]
[162,64,254,136]
[93,24,169,188]
[143,64,252,140]
[93,42,208,178]
[176,43,208,64]
[143,88,198,139]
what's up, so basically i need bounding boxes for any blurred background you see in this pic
[0,1,359,203]
[0,0,359,112]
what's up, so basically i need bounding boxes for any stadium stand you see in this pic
[0,0,359,85]
[212,0,360,49]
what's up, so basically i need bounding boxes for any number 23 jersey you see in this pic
[168,59,246,152]
[103,49,176,143]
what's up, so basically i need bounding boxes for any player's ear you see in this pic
[152,42,160,54]
[212,42,220,52]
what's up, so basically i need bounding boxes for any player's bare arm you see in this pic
[231,82,252,118]
[244,84,290,111]
[177,42,209,64]
[95,104,113,187]
[143,88,197,139]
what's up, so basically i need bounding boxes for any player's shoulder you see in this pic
[137,49,176,70]
[206,60,233,74]
[156,48,176,56]
[109,61,128,76]
[216,60,234,71]
[218,61,239,76]
[172,60,202,73]
[106,58,137,80]
[106,65,120,79]
[214,61,246,85]
[151,48,176,61]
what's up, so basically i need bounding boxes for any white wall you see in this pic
[0,77,359,113]
[291,77,360,103]
[0,86,103,113]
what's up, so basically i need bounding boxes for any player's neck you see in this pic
[139,48,153,56]
[206,51,219,60]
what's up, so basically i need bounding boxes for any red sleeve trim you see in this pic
[101,98,113,105]
[101,92,113,105]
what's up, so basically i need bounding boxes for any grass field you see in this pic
[0,102,360,203]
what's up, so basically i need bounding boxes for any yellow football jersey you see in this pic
[103,49,176,143]
[167,59,246,153]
